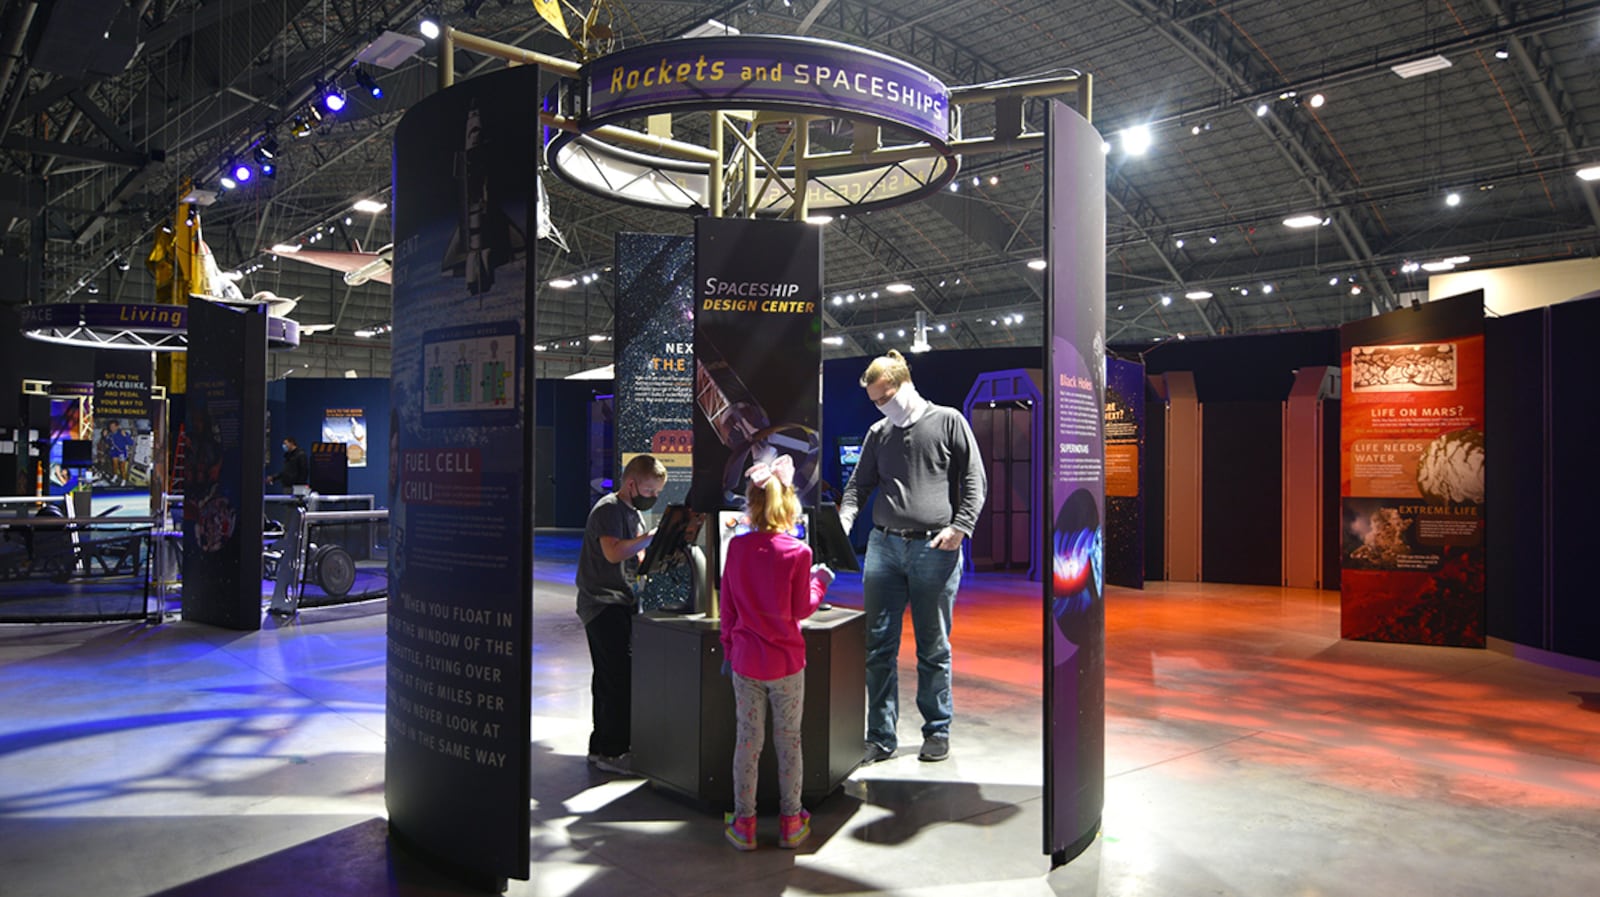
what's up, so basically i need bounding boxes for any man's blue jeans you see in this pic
[862,528,964,750]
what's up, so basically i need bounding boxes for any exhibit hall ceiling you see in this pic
[2,0,1597,378]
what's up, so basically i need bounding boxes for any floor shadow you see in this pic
[844,777,1028,846]
[1573,691,1600,713]
[545,776,888,897]
[145,816,510,897]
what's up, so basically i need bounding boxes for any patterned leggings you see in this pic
[730,668,805,818]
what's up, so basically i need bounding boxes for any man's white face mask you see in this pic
[877,382,921,427]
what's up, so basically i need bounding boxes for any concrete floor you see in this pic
[2,539,1599,896]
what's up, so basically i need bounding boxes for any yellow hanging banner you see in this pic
[531,0,570,39]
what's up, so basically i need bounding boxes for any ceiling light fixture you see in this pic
[1026,258,1047,271]
[1119,124,1153,156]
[1391,55,1453,78]
[357,30,426,68]
[1283,213,1324,228]
[1445,192,1461,207]
[885,282,915,294]
[1309,93,1326,108]
[1185,290,1212,301]
[353,198,388,213]
[322,84,347,113]
[353,67,384,98]
[1494,46,1511,60]
[1255,103,1269,117]
[419,18,442,40]
[822,336,844,346]
[1577,165,1600,182]
[548,277,578,289]
[1160,295,1173,306]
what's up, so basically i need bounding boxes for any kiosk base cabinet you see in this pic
[631,608,865,809]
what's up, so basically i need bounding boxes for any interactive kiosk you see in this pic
[631,503,863,808]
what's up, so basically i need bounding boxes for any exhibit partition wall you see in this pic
[614,233,696,609]
[181,299,267,630]
[1103,356,1145,589]
[387,65,538,888]
[1485,292,1600,663]
[690,217,823,517]
[1339,290,1486,647]
[1043,100,1106,864]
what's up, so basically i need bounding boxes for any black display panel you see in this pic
[181,298,267,630]
[387,65,538,887]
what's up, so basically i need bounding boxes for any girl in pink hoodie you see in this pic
[720,454,833,851]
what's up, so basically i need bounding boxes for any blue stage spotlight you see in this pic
[353,67,383,98]
[322,84,347,113]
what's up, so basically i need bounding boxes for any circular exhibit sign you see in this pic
[584,35,950,141]
[550,35,957,216]
[19,302,301,351]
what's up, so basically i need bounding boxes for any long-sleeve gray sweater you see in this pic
[839,403,987,535]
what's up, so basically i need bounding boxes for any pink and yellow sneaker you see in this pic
[779,809,811,849]
[724,812,757,851]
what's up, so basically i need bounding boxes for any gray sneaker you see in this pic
[918,735,949,762]
[588,752,634,775]
[861,742,895,764]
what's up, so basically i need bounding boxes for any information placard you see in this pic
[690,217,822,514]
[387,65,538,887]
[1339,291,1485,646]
[1043,101,1106,864]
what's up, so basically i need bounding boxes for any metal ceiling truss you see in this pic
[826,211,979,351]
[1114,0,1401,313]
[1484,0,1600,231]
[1104,170,1234,337]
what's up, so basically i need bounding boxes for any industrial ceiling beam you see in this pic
[1485,0,1600,233]
[1113,0,1400,314]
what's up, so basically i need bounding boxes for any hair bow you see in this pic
[746,454,795,488]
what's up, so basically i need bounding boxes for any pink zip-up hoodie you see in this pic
[720,530,829,680]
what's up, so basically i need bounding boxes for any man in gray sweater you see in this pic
[839,350,986,763]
